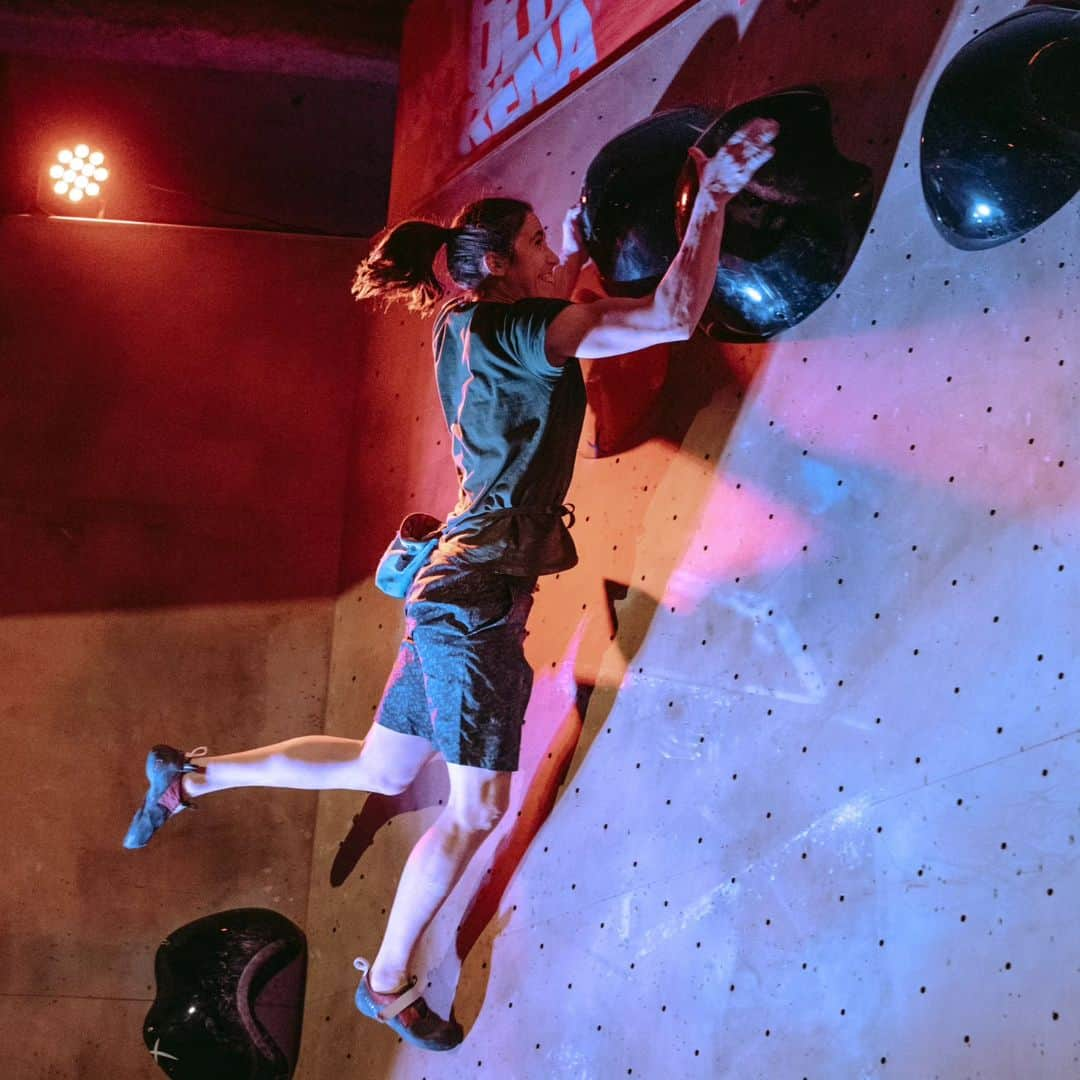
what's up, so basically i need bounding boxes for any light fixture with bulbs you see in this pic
[45,143,110,208]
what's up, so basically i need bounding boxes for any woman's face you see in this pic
[502,212,560,298]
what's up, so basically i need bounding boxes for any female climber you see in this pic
[122,116,778,1052]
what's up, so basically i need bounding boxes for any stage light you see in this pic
[46,145,110,210]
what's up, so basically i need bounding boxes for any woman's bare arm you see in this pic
[545,117,778,365]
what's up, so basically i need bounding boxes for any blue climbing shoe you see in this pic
[122,745,207,850]
[353,957,463,1051]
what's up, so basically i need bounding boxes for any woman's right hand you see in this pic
[687,117,780,204]
[561,202,587,260]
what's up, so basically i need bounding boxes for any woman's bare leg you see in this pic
[182,725,437,799]
[368,763,511,992]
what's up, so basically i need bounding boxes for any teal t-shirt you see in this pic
[432,297,586,576]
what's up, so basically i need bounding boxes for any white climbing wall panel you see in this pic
[302,1,1079,1077]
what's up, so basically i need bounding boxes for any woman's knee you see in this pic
[358,759,427,796]
[445,771,511,834]
[357,727,437,794]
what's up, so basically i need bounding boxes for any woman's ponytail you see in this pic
[351,197,532,315]
[351,219,453,314]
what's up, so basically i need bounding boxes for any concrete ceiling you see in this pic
[0,0,411,81]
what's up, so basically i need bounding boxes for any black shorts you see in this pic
[373,554,537,773]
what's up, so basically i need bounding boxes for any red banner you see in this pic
[391,0,697,217]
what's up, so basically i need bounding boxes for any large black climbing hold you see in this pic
[920,5,1080,250]
[143,908,307,1080]
[674,87,874,341]
[581,106,716,296]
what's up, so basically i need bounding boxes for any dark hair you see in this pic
[351,197,532,314]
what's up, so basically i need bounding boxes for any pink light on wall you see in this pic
[660,473,817,613]
[753,310,1077,520]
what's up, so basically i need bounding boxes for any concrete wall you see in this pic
[1,54,396,236]
[303,1,1079,1078]
[0,214,374,1078]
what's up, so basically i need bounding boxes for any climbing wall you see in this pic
[303,1,1079,1077]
